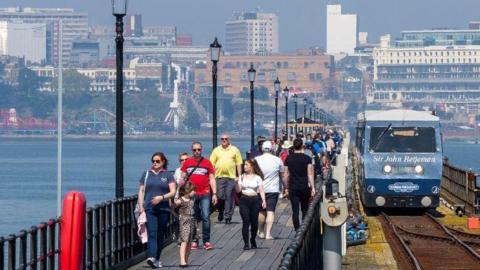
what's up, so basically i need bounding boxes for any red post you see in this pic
[60,191,86,270]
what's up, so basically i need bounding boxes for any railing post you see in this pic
[85,208,93,270]
[7,234,16,270]
[112,200,119,265]
[94,205,100,269]
[0,237,4,270]
[106,201,113,268]
[29,226,38,270]
[39,223,47,270]
[47,220,56,270]
[99,203,106,270]
[18,230,27,270]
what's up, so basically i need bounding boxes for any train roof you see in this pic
[357,110,440,122]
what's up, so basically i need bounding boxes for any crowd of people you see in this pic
[136,129,344,268]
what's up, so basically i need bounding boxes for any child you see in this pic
[175,182,196,267]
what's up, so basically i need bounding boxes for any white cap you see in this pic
[262,141,273,150]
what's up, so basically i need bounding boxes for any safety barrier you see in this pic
[1,195,179,270]
[277,183,323,270]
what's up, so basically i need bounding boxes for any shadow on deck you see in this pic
[129,199,294,270]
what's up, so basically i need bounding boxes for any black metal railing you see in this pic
[1,218,60,270]
[278,183,323,270]
[2,195,179,270]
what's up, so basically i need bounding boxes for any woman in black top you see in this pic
[283,138,316,231]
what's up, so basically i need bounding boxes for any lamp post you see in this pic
[283,86,290,140]
[112,0,127,199]
[248,64,256,150]
[210,37,221,149]
[274,78,281,141]
[293,94,298,136]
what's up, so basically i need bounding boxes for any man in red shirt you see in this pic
[181,142,217,250]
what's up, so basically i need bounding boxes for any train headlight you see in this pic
[414,165,424,174]
[421,196,432,207]
[383,164,392,174]
[375,196,386,206]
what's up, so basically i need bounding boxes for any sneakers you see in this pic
[191,242,198,250]
[258,232,265,239]
[225,218,232,224]
[203,242,214,250]
[147,257,162,268]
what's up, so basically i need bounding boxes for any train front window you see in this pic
[369,127,436,153]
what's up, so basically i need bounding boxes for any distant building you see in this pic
[194,48,333,95]
[0,21,46,64]
[395,29,480,47]
[176,34,193,46]
[225,11,279,55]
[469,21,480,30]
[0,7,89,66]
[70,39,100,67]
[326,4,358,55]
[125,14,143,37]
[143,26,177,46]
[372,34,480,113]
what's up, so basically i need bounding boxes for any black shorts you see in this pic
[264,193,279,212]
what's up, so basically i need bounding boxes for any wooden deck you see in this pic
[128,199,295,270]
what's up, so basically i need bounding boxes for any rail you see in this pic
[277,182,323,270]
[1,195,179,270]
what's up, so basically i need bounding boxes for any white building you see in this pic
[0,21,46,63]
[225,11,279,55]
[326,4,358,55]
[0,7,88,66]
[372,34,480,112]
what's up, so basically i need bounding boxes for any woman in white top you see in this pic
[235,159,267,250]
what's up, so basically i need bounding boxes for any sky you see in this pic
[2,0,480,52]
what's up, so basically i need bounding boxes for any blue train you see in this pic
[355,110,443,208]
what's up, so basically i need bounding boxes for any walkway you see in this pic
[129,199,295,270]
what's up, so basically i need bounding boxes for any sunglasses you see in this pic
[152,159,162,164]
[221,138,229,141]
[192,148,202,152]
[180,158,187,162]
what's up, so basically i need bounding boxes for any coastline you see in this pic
[0,133,252,141]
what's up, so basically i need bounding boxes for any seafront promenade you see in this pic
[129,200,295,270]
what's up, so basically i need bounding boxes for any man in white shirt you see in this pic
[254,141,285,240]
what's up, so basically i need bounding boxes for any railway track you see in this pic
[380,212,480,270]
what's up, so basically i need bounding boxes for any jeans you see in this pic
[193,194,211,244]
[216,178,236,219]
[289,189,310,231]
[145,209,170,259]
[239,195,260,245]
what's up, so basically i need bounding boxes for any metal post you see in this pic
[285,95,289,140]
[57,19,63,216]
[303,99,307,118]
[309,106,312,119]
[212,60,218,148]
[274,90,278,141]
[115,14,125,198]
[250,81,255,150]
[323,225,342,270]
[294,98,298,136]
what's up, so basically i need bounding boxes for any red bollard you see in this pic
[60,191,86,270]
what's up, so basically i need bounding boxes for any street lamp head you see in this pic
[248,64,256,83]
[274,77,281,92]
[210,37,222,62]
[283,86,289,96]
[293,94,298,100]
[111,0,128,16]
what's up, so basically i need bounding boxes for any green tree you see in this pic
[52,69,91,92]
[184,99,200,131]
[136,78,157,91]
[17,67,42,97]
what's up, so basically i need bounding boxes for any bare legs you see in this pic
[257,210,275,239]
[179,242,191,265]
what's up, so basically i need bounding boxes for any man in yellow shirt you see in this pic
[210,134,243,224]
